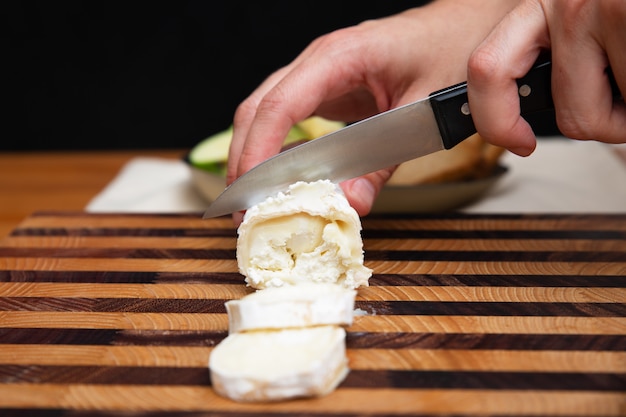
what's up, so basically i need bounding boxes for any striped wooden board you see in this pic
[0,211,625,416]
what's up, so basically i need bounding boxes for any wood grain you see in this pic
[0,212,624,416]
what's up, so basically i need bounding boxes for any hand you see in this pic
[467,0,626,157]
[227,0,520,224]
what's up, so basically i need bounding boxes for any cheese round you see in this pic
[209,326,349,402]
[236,180,372,290]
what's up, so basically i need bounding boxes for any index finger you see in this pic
[467,0,550,156]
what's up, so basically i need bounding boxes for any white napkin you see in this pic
[86,157,208,213]
[86,138,626,214]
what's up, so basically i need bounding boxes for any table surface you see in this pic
[0,149,625,416]
[0,149,186,239]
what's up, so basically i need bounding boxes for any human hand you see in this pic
[227,0,519,224]
[467,0,626,157]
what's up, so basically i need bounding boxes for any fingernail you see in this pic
[510,146,534,157]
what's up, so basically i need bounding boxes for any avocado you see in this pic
[188,117,345,175]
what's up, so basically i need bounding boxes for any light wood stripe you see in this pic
[347,349,626,372]
[357,286,626,303]
[2,312,625,335]
[0,385,623,415]
[368,260,626,276]
[1,282,624,303]
[0,282,249,300]
[1,344,623,373]
[0,257,238,273]
[3,236,624,252]
[349,315,626,335]
[1,258,624,276]
[0,311,229,331]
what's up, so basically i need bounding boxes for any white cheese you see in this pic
[226,282,356,333]
[236,180,372,290]
[209,326,349,402]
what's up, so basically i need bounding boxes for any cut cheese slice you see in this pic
[236,180,372,290]
[226,282,356,333]
[209,326,348,402]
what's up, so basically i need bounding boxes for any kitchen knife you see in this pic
[203,60,619,218]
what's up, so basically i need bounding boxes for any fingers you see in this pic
[467,0,550,156]
[469,0,626,153]
[548,0,626,143]
[227,65,296,187]
[227,27,371,189]
[340,168,396,217]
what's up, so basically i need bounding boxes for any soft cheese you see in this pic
[236,180,372,289]
[226,282,356,333]
[209,326,349,402]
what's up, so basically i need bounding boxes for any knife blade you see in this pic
[203,59,557,219]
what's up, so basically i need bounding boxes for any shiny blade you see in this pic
[203,97,444,218]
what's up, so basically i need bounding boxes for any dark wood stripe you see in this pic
[0,248,237,259]
[0,271,244,284]
[2,298,623,317]
[0,328,227,347]
[0,298,228,313]
[366,250,626,262]
[342,370,626,391]
[10,228,236,238]
[346,332,626,351]
[1,247,625,262]
[2,270,626,287]
[9,227,626,240]
[3,328,626,351]
[0,365,211,386]
[1,365,624,391]
[364,229,626,239]
[369,274,626,287]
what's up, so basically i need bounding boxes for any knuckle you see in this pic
[555,112,597,140]
[467,48,502,83]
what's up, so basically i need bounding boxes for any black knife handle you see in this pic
[429,59,621,150]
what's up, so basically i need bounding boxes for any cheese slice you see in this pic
[226,282,356,333]
[236,180,372,290]
[209,326,348,402]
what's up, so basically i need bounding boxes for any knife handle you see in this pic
[429,59,622,150]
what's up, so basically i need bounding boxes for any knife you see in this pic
[203,60,619,218]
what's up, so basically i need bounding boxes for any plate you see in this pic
[185,156,508,214]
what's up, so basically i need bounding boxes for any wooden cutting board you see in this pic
[0,211,625,416]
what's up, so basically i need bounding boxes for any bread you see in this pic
[387,134,505,185]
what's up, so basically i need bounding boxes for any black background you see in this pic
[5,1,420,150]
[5,1,559,151]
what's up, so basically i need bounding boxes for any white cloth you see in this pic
[86,138,626,214]
[87,157,208,213]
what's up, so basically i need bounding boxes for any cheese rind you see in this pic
[237,180,372,290]
[209,326,348,402]
[226,282,356,333]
